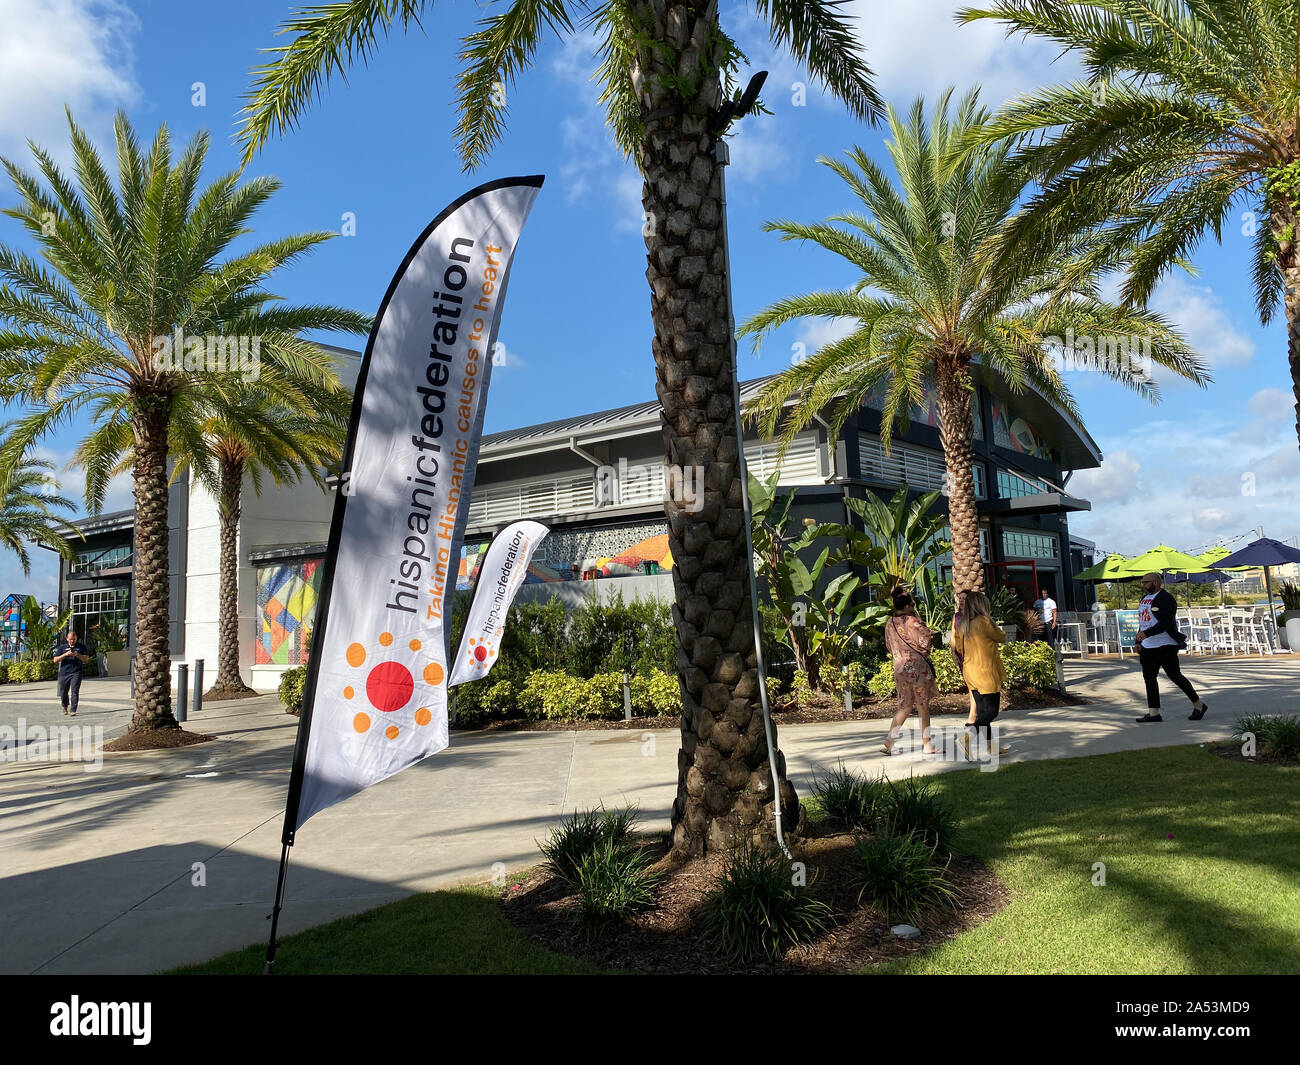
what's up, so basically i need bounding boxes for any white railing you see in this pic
[467,474,597,526]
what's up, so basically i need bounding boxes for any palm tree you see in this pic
[960,0,1300,454]
[0,111,370,740]
[238,0,882,855]
[0,435,78,575]
[740,89,1209,595]
[171,384,352,698]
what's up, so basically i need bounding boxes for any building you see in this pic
[57,351,1101,688]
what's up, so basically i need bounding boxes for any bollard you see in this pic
[1055,649,1066,694]
[843,665,853,714]
[449,689,457,726]
[193,659,204,717]
[177,663,189,723]
[623,671,633,721]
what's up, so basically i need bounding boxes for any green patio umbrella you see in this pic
[1074,554,1131,581]
[1116,545,1211,576]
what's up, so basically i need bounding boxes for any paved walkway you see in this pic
[0,655,1296,974]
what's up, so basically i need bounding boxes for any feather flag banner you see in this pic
[283,177,543,836]
[449,520,550,686]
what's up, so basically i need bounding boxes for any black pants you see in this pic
[969,689,1001,742]
[1139,646,1198,710]
[57,671,82,713]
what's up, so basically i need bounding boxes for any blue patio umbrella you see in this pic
[1211,538,1300,642]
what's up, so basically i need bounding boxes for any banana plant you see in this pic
[844,486,951,599]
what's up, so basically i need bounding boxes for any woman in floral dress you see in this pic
[882,587,937,756]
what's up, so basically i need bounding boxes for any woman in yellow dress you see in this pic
[951,591,1010,760]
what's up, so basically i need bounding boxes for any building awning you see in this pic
[248,543,328,565]
[979,493,1091,516]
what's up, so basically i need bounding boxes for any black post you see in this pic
[194,658,204,716]
[177,663,188,723]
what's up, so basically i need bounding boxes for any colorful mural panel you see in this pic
[990,397,1052,460]
[256,558,322,665]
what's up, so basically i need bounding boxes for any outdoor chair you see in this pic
[1087,611,1114,655]
[1054,611,1086,657]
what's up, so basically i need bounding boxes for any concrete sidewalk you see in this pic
[0,654,1295,974]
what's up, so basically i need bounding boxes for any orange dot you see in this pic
[352,713,371,733]
[347,643,366,668]
[385,725,399,740]
[343,686,354,699]
[424,662,445,685]
[409,638,421,651]
[379,632,394,647]
[415,707,431,726]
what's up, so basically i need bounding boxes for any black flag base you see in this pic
[263,841,293,975]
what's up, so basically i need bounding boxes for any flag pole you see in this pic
[714,73,790,859]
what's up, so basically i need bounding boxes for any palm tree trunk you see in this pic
[210,455,255,695]
[633,0,797,856]
[936,359,985,594]
[128,395,179,733]
[1284,264,1300,455]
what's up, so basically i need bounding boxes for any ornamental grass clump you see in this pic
[878,775,959,855]
[539,805,638,888]
[810,764,886,830]
[853,828,956,922]
[574,836,661,929]
[704,846,833,963]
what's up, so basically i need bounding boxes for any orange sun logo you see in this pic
[463,634,497,677]
[344,631,443,740]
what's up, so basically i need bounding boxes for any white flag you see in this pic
[290,177,543,833]
[450,520,549,686]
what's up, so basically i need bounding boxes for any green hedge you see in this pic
[6,659,58,683]
[454,667,684,724]
[866,641,1058,698]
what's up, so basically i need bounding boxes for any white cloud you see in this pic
[1069,449,1142,505]
[841,0,1082,106]
[0,0,141,162]
[1149,274,1255,370]
[1248,387,1294,421]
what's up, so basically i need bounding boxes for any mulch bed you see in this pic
[103,728,215,752]
[1206,740,1300,768]
[501,826,1009,974]
[201,687,262,703]
[458,687,1085,733]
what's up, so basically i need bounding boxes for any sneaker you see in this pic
[1189,702,1208,721]
[1135,713,1163,723]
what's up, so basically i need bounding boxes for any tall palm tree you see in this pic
[171,384,352,698]
[0,111,370,740]
[238,0,882,855]
[740,89,1209,594]
[0,435,78,576]
[960,0,1300,454]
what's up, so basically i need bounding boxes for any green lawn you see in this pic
[178,745,1300,974]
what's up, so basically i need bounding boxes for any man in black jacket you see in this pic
[52,627,90,717]
[1134,572,1208,723]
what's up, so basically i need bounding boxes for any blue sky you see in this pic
[1,0,1297,602]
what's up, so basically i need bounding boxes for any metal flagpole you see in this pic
[713,72,790,859]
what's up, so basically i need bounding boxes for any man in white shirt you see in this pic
[1034,587,1057,645]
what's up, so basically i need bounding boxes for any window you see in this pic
[70,587,130,646]
[996,469,1048,498]
[745,433,822,485]
[1002,529,1059,559]
[71,543,131,574]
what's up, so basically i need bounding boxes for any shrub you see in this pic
[575,836,661,928]
[853,828,956,922]
[279,666,307,715]
[451,680,491,726]
[482,678,517,716]
[932,649,964,694]
[630,670,682,716]
[1265,717,1300,759]
[539,806,638,887]
[704,846,833,962]
[878,775,959,854]
[0,662,7,683]
[810,764,886,830]
[1001,641,1057,689]
[867,658,896,698]
[791,669,814,706]
[763,673,783,707]
[1237,713,1300,759]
